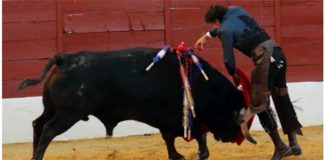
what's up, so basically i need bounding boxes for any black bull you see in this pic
[19,48,248,160]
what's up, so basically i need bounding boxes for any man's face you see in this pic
[211,20,221,29]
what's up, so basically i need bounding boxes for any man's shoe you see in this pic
[290,145,302,156]
[271,144,292,160]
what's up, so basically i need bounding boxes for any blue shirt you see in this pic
[209,6,270,75]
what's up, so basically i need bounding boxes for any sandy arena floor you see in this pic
[3,125,323,160]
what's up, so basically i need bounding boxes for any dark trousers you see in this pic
[258,46,302,135]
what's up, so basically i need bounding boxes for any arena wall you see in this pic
[3,0,323,98]
[3,0,323,143]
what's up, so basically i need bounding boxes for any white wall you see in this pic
[2,82,323,144]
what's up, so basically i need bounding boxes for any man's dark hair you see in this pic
[204,5,228,23]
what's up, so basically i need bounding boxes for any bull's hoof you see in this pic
[195,150,209,160]
[105,134,113,139]
[169,154,185,160]
[271,144,292,160]
[291,145,302,156]
[105,135,112,139]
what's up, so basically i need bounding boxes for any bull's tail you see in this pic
[18,55,59,90]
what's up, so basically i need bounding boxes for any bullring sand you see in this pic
[3,125,323,160]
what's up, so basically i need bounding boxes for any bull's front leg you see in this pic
[160,130,185,160]
[195,133,209,160]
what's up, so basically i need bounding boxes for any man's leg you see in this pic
[270,47,303,155]
[272,88,302,155]
[257,108,292,160]
[243,49,292,159]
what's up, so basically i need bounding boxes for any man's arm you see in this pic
[194,28,218,49]
[219,30,236,76]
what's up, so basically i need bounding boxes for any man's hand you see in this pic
[195,34,209,50]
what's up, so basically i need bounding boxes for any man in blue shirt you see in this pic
[195,5,302,160]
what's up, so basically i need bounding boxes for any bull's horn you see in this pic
[240,121,257,144]
[238,107,257,144]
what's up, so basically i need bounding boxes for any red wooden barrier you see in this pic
[3,0,323,98]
